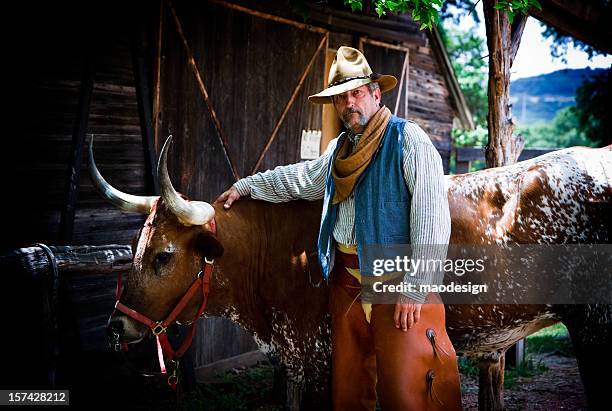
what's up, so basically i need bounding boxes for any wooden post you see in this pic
[506,339,526,368]
[131,20,159,195]
[483,1,526,168]
[59,56,94,244]
[152,0,164,149]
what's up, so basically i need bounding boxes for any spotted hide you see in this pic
[105,145,611,410]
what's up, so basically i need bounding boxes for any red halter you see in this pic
[113,218,217,388]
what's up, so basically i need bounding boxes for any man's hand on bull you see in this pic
[394,295,422,332]
[216,186,241,209]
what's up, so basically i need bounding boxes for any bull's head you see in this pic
[90,136,224,344]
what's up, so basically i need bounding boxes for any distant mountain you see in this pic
[510,67,607,125]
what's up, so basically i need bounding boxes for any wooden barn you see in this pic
[3,0,472,405]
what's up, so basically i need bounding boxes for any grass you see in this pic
[179,362,282,411]
[169,324,575,409]
[503,356,549,389]
[526,323,574,357]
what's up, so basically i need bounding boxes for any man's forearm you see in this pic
[401,123,451,302]
[233,138,338,202]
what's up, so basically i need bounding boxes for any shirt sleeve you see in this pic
[400,122,451,303]
[233,137,339,202]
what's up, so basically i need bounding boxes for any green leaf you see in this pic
[530,0,543,11]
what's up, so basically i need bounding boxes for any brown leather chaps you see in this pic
[329,258,463,411]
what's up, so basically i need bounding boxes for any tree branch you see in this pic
[510,13,528,66]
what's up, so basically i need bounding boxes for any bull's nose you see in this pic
[107,319,125,351]
[107,319,124,338]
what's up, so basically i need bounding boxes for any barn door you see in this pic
[155,0,329,372]
[156,0,329,201]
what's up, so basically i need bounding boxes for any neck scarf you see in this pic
[331,106,392,204]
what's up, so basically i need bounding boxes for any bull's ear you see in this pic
[195,232,224,259]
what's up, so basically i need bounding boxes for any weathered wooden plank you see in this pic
[1,245,133,277]
[195,350,267,382]
[456,147,559,162]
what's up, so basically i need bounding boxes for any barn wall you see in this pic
[7,2,151,250]
[4,1,162,360]
[160,0,327,368]
[5,0,460,376]
[226,0,456,171]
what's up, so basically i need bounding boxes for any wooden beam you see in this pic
[361,37,411,52]
[394,51,409,116]
[208,0,327,34]
[510,14,528,65]
[60,56,94,244]
[456,146,559,162]
[429,26,474,130]
[1,245,133,277]
[131,20,159,196]
[306,8,427,46]
[168,0,241,181]
[251,33,328,174]
[209,0,426,46]
[195,350,267,382]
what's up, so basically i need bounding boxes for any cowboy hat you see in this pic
[308,46,397,104]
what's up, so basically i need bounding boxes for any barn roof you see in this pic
[300,1,476,130]
[529,0,612,54]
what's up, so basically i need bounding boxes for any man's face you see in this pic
[332,84,382,134]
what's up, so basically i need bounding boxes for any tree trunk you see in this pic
[483,0,527,168]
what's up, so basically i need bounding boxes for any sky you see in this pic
[448,5,612,80]
[512,18,612,80]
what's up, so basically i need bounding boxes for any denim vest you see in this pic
[317,115,411,279]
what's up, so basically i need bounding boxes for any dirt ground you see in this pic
[460,352,587,411]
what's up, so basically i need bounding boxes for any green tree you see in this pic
[342,0,540,28]
[517,107,596,148]
[573,68,611,146]
[438,24,488,126]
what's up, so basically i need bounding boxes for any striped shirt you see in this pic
[233,121,451,302]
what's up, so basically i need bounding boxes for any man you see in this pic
[217,46,462,410]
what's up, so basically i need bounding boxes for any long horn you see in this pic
[158,136,215,226]
[88,135,158,214]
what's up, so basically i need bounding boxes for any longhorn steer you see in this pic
[94,138,611,410]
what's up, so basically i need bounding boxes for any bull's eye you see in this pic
[154,251,173,274]
[156,252,173,264]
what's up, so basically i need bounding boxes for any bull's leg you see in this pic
[478,351,505,411]
[300,371,332,411]
[561,304,612,411]
[270,361,332,410]
[269,356,304,411]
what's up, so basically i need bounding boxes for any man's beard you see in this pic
[341,107,369,131]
